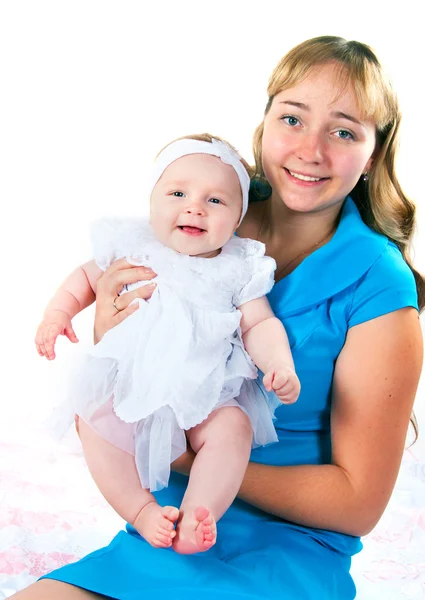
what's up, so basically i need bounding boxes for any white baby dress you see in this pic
[72,219,281,492]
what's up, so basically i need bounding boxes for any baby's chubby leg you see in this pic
[173,406,252,554]
[77,417,179,548]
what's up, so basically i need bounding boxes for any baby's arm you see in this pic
[35,260,102,360]
[239,297,300,403]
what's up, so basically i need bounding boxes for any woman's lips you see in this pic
[284,168,329,186]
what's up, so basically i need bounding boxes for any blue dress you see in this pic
[41,197,418,599]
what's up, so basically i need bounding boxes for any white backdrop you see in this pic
[0,1,424,598]
[0,0,423,451]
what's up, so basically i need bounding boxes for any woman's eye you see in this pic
[172,191,184,197]
[208,198,221,204]
[335,129,355,141]
[282,115,299,126]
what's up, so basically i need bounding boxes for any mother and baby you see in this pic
[16,35,424,599]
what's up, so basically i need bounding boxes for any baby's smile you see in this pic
[178,225,207,236]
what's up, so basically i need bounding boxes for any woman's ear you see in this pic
[364,156,374,174]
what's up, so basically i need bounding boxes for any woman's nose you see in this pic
[295,132,326,163]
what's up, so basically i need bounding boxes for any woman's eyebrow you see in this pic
[278,101,363,127]
[278,100,308,110]
[330,110,362,126]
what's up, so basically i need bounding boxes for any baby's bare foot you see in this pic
[134,502,179,548]
[173,506,216,554]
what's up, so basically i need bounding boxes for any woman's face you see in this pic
[261,62,376,214]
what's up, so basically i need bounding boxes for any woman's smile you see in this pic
[284,168,330,185]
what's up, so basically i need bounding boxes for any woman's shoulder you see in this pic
[347,241,418,327]
[267,198,418,319]
[366,240,416,281]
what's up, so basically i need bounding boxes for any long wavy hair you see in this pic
[251,36,424,439]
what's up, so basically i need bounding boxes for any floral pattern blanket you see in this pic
[1,423,424,599]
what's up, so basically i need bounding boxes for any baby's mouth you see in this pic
[178,226,206,234]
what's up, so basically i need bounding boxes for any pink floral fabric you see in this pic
[1,425,424,599]
[0,428,123,599]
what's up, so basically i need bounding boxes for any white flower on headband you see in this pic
[211,138,241,167]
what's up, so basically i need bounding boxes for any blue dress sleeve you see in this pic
[348,242,419,328]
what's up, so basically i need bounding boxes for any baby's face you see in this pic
[150,154,242,258]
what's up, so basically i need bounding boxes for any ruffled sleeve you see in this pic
[90,218,151,271]
[232,239,276,307]
[348,241,418,328]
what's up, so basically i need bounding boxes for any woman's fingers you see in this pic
[93,259,157,342]
[113,266,155,289]
[97,259,156,296]
[113,283,157,311]
[112,301,140,325]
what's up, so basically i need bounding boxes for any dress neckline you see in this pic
[260,196,388,317]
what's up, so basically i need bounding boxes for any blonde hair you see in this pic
[252,36,424,439]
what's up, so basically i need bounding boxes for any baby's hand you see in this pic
[35,310,79,360]
[263,367,300,404]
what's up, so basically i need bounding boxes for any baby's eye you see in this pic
[172,191,184,197]
[335,129,355,141]
[208,198,221,204]
[281,115,300,126]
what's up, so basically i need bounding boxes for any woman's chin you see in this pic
[275,190,345,215]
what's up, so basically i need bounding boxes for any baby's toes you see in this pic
[195,506,211,523]
[159,525,176,538]
[201,522,212,535]
[162,505,179,523]
[153,532,174,548]
[204,521,217,541]
[159,517,176,531]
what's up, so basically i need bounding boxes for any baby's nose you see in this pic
[184,201,205,216]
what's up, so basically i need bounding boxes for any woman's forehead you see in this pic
[271,62,381,124]
[275,65,357,105]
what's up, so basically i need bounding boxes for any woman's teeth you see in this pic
[288,170,323,182]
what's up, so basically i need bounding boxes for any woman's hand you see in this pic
[94,258,157,342]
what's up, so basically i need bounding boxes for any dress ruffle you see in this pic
[71,219,279,491]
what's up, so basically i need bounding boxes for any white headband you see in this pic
[147,138,250,225]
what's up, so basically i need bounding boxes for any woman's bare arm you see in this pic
[174,308,423,536]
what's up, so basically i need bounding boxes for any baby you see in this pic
[35,134,300,554]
